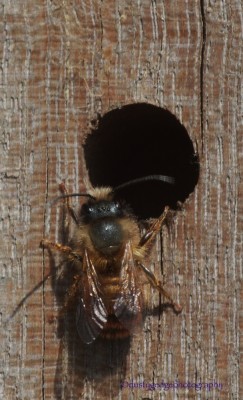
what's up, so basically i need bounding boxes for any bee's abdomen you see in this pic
[99,276,130,339]
[100,314,130,340]
[100,276,121,301]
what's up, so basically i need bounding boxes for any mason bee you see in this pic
[41,176,182,344]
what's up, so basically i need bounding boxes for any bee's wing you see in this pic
[113,241,143,332]
[76,250,108,344]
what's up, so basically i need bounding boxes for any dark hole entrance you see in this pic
[83,103,199,219]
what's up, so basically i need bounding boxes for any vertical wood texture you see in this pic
[0,1,242,399]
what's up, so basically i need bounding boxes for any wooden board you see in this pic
[1,1,242,399]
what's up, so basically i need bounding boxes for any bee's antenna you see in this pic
[113,174,175,192]
[49,193,95,207]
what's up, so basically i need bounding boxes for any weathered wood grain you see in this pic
[0,0,242,399]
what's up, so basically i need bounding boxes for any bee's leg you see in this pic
[137,207,182,311]
[59,182,78,224]
[138,206,169,250]
[41,240,83,318]
[138,262,182,312]
[41,239,82,263]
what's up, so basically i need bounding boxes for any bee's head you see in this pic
[80,198,127,256]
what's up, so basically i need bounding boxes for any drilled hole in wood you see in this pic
[83,103,199,219]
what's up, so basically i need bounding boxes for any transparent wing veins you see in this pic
[76,250,108,344]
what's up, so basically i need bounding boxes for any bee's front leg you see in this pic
[138,206,169,250]
[41,239,82,263]
[40,239,83,320]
